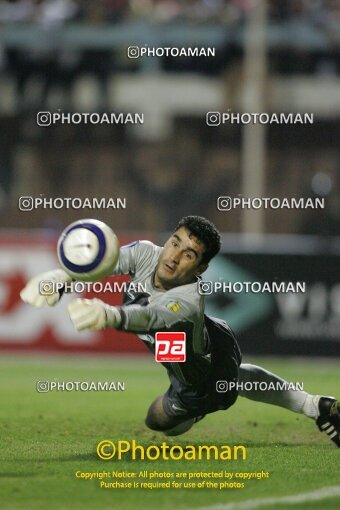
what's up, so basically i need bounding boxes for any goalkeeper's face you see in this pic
[154,227,208,290]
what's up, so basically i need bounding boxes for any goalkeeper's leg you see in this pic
[145,394,203,436]
[239,363,340,446]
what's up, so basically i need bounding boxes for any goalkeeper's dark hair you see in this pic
[174,216,221,264]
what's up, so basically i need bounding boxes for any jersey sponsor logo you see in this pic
[166,302,181,313]
[155,332,186,362]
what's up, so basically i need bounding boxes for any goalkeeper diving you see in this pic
[20,216,340,444]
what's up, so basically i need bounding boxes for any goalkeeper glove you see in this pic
[68,298,121,331]
[20,269,72,308]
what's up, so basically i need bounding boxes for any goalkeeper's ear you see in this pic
[195,263,208,277]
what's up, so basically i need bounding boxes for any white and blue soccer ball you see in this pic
[57,219,120,282]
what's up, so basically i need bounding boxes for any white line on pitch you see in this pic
[195,486,340,510]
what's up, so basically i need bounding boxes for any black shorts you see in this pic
[162,374,212,420]
[162,315,242,420]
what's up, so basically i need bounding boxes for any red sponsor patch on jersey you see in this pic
[155,332,186,362]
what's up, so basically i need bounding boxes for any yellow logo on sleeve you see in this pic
[167,302,181,313]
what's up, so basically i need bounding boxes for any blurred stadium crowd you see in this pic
[0,0,339,235]
[0,0,339,25]
[1,0,340,78]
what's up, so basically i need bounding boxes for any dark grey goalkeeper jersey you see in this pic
[113,240,211,388]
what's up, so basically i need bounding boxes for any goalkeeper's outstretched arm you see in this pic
[67,291,198,333]
[19,240,146,308]
[20,269,72,308]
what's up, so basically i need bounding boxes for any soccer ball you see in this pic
[57,219,120,282]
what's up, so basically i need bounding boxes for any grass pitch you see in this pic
[0,355,339,510]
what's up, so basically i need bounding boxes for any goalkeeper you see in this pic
[20,216,340,445]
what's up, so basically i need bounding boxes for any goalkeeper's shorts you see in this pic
[162,315,242,420]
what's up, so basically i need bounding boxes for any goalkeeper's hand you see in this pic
[68,298,121,331]
[20,269,72,308]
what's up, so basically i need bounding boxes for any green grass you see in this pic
[0,355,339,510]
